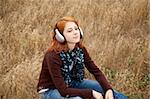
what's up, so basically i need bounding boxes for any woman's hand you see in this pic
[105,89,114,99]
[92,90,103,99]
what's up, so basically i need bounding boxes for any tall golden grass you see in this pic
[0,0,149,99]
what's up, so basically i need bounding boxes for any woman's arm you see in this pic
[83,47,112,93]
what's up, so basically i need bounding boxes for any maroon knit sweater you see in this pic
[37,47,112,98]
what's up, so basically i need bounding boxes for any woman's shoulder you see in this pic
[43,50,62,65]
[81,46,88,53]
[44,50,60,59]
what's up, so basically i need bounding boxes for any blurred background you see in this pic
[0,0,149,99]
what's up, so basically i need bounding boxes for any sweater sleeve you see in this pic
[45,51,93,98]
[83,47,112,93]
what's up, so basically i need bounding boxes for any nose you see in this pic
[74,32,78,35]
[73,29,79,35]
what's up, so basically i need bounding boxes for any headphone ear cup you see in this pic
[79,27,83,38]
[55,29,65,43]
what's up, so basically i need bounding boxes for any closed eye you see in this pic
[67,29,72,32]
[75,27,79,30]
[67,26,78,32]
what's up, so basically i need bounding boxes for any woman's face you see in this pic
[63,22,80,44]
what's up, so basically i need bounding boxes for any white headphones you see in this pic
[54,27,84,43]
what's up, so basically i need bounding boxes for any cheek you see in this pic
[77,33,80,38]
[64,34,71,40]
[78,32,80,35]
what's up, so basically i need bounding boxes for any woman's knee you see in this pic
[85,80,104,93]
[69,96,82,99]
[43,89,62,99]
[43,89,82,99]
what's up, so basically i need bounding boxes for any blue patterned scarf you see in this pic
[59,47,85,86]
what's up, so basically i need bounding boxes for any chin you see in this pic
[68,39,80,44]
[75,39,80,43]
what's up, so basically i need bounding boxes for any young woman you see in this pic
[37,16,128,99]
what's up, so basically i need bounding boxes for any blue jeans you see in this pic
[39,79,128,99]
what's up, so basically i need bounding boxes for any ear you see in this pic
[79,27,83,37]
[55,29,65,43]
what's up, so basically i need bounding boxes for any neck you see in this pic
[67,43,76,51]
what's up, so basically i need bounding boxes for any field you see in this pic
[0,0,149,99]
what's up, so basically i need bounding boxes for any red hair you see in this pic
[48,16,84,53]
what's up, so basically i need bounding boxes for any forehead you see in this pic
[64,22,78,29]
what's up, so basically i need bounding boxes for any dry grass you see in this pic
[0,0,149,99]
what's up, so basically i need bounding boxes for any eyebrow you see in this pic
[67,28,72,30]
[67,26,78,30]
